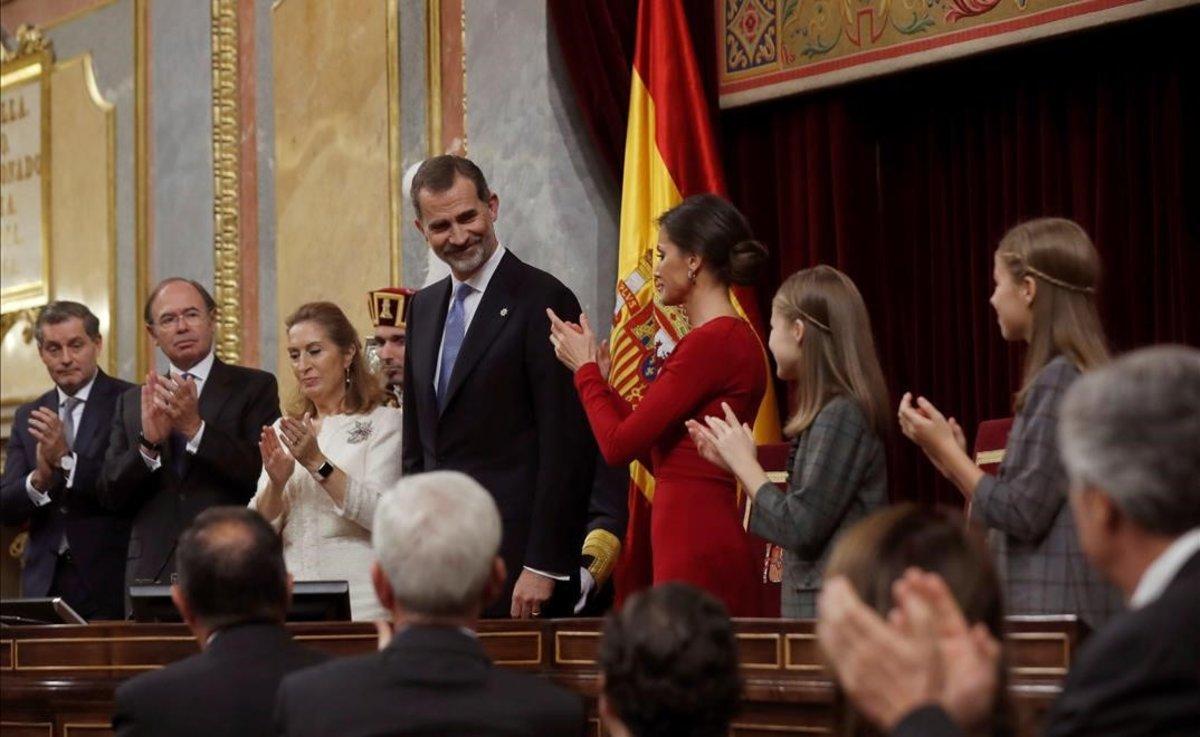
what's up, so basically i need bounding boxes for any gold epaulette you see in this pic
[582,528,622,587]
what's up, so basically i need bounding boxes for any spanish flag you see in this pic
[582,0,781,607]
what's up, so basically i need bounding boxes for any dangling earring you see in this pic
[687,268,697,283]
[344,365,351,389]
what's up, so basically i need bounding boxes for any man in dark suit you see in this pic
[98,278,280,591]
[402,155,596,618]
[275,471,584,737]
[1,301,134,620]
[817,345,1200,737]
[113,506,326,737]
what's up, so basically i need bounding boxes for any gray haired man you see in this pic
[274,471,584,737]
[817,345,1200,737]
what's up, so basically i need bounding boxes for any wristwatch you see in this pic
[312,460,335,481]
[58,454,76,473]
[138,432,162,453]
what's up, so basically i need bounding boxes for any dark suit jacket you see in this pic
[275,624,584,737]
[113,621,327,737]
[0,370,134,618]
[97,358,280,586]
[892,548,1200,737]
[401,251,596,615]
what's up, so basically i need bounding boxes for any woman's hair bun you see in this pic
[726,239,768,285]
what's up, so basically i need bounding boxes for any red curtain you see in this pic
[551,4,1199,506]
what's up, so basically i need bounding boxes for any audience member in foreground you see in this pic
[550,193,770,616]
[1,301,133,619]
[598,582,741,737]
[898,217,1121,629]
[100,278,280,589]
[689,265,890,618]
[820,345,1200,737]
[112,507,326,737]
[250,301,399,620]
[274,471,584,737]
[822,505,1015,737]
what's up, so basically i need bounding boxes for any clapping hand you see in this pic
[140,372,172,447]
[546,309,598,373]
[152,373,203,439]
[690,402,757,473]
[27,407,68,490]
[259,425,295,486]
[278,413,322,470]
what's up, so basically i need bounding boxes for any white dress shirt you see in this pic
[1129,526,1200,609]
[25,371,98,506]
[433,244,507,389]
[140,349,215,470]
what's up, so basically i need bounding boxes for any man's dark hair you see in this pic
[175,507,288,629]
[35,301,101,346]
[410,154,492,219]
[599,583,741,737]
[143,277,217,325]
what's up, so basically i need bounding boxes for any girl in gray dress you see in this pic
[897,218,1123,629]
[688,266,890,618]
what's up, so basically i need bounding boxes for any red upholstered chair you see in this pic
[974,418,1014,475]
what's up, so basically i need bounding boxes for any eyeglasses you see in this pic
[154,308,208,330]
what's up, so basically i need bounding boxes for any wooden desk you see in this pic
[1,616,1081,737]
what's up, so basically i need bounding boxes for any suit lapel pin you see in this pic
[500,307,509,317]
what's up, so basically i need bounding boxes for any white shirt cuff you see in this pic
[24,472,53,507]
[523,565,570,582]
[140,447,163,471]
[186,421,206,453]
[574,567,596,615]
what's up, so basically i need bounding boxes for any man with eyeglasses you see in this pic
[99,278,280,601]
[1,301,134,620]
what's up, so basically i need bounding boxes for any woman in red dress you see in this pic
[548,194,770,616]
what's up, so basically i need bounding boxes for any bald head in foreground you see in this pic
[274,471,584,737]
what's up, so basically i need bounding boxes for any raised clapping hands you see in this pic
[685,401,755,474]
[150,372,203,439]
[277,413,322,470]
[27,406,69,490]
[897,392,966,458]
[259,424,296,487]
[546,309,598,373]
[816,569,1002,733]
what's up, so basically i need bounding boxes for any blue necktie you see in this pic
[437,284,472,409]
[169,372,194,477]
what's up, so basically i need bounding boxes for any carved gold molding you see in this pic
[426,0,441,157]
[386,0,402,285]
[211,0,242,364]
[135,0,150,377]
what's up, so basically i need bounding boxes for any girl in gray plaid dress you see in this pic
[898,218,1123,630]
[688,266,890,618]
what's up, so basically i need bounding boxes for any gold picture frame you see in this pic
[1,26,54,316]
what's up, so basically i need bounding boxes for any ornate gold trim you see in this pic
[476,630,542,666]
[211,0,243,364]
[976,449,1006,466]
[459,0,467,154]
[386,0,402,285]
[581,528,621,587]
[736,632,782,669]
[783,633,824,673]
[41,0,124,31]
[1,25,54,316]
[135,0,150,377]
[426,0,442,156]
[553,630,600,665]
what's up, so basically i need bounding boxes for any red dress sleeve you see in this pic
[574,328,731,467]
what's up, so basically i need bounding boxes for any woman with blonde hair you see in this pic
[689,265,889,618]
[249,301,400,621]
[897,217,1122,628]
